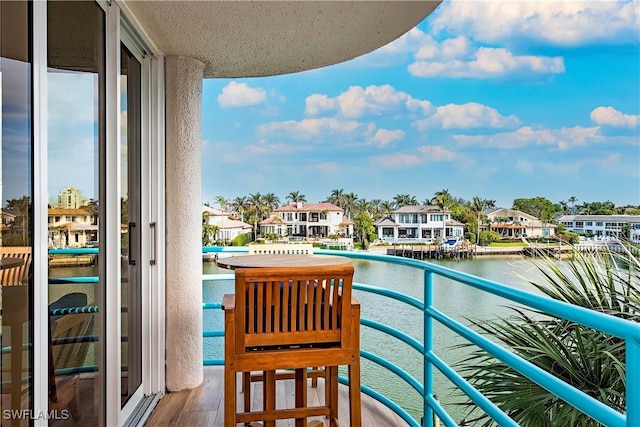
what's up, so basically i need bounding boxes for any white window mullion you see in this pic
[32,2,49,425]
[149,55,166,395]
[104,3,122,426]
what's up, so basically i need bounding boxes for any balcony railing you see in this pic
[45,247,640,426]
[203,246,640,427]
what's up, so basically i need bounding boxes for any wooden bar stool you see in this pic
[222,264,361,426]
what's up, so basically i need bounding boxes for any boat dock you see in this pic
[386,244,476,260]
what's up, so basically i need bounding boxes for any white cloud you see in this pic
[305,84,433,118]
[311,162,341,173]
[516,160,534,174]
[415,102,520,130]
[590,106,640,128]
[305,94,337,116]
[259,118,364,140]
[430,1,639,47]
[370,144,460,169]
[415,35,472,60]
[218,81,266,108]
[409,47,564,79]
[452,125,601,150]
[245,141,308,155]
[598,153,621,168]
[417,145,459,161]
[371,153,423,168]
[371,129,405,147]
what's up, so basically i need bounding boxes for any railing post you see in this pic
[627,337,640,426]
[424,270,434,427]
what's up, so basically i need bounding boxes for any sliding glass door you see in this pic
[1,2,34,424]
[120,43,143,410]
[1,2,162,424]
[47,2,105,424]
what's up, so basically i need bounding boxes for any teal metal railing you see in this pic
[202,246,640,427]
[46,246,640,426]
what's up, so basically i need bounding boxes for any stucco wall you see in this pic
[165,56,205,391]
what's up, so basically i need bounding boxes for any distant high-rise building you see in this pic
[57,187,82,209]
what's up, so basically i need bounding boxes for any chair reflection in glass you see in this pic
[48,293,95,421]
[1,246,32,425]
[223,264,362,426]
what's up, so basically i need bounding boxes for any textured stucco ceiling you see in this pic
[123,1,441,78]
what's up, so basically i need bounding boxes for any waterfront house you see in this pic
[557,214,640,243]
[47,208,99,248]
[261,202,354,241]
[1,1,440,425]
[483,208,556,239]
[374,205,464,243]
[202,205,251,242]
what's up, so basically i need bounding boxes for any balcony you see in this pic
[46,247,640,426]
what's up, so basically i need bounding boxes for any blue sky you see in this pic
[201,0,640,209]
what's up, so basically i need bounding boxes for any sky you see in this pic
[201,0,640,209]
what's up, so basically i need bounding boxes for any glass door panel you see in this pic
[47,2,104,425]
[120,44,142,408]
[1,2,33,425]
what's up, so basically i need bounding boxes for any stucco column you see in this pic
[165,56,205,391]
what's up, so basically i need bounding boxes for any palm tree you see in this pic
[262,192,280,212]
[231,196,249,222]
[326,189,345,210]
[457,248,639,426]
[355,199,370,217]
[431,189,454,240]
[393,193,418,208]
[380,200,394,217]
[369,199,383,219]
[215,195,229,211]
[568,196,578,214]
[559,200,569,215]
[6,196,30,245]
[343,192,359,219]
[471,196,488,245]
[286,191,306,204]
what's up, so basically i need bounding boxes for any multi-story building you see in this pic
[483,208,556,238]
[57,187,83,209]
[557,214,640,243]
[374,205,464,243]
[260,202,353,240]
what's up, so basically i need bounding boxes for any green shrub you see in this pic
[229,232,252,246]
[464,232,476,244]
[478,231,500,246]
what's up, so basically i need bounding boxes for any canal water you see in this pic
[49,254,549,424]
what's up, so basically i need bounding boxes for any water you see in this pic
[202,255,547,424]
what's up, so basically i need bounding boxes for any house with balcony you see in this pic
[261,202,354,241]
[202,205,251,242]
[48,208,98,248]
[483,208,556,239]
[557,214,640,243]
[374,205,464,243]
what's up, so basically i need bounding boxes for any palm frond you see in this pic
[453,247,639,426]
